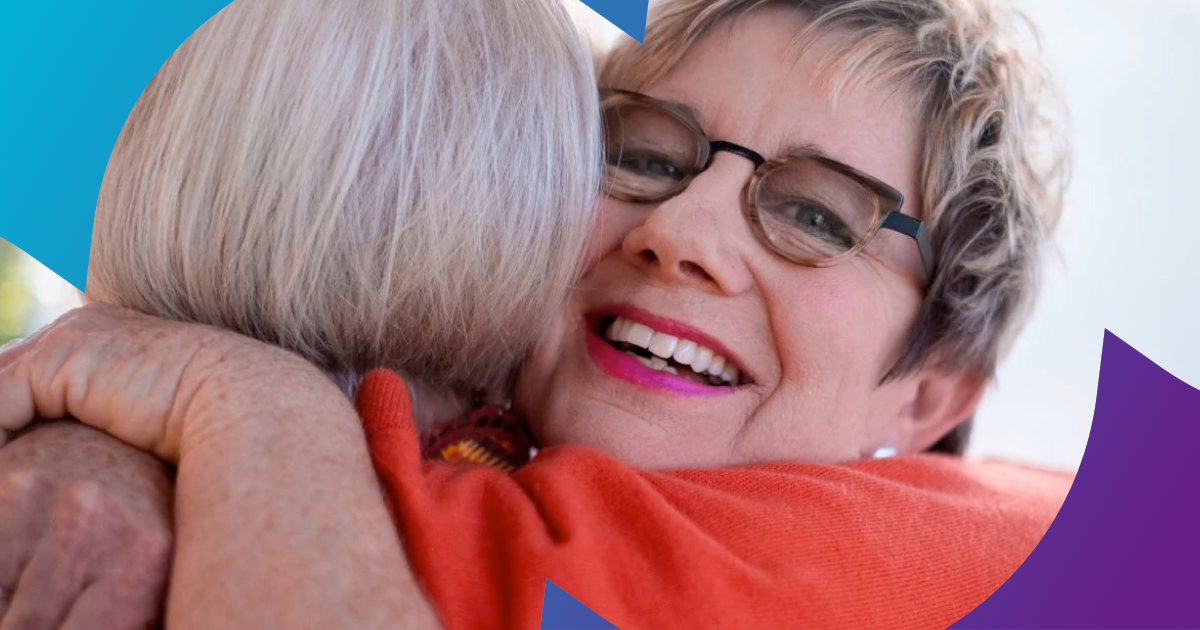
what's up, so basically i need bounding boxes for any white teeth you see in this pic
[706,355,725,377]
[605,316,740,384]
[624,322,654,348]
[673,340,697,365]
[690,346,713,374]
[647,332,679,359]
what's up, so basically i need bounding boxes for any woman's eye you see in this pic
[611,150,687,181]
[780,201,855,248]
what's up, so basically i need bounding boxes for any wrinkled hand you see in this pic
[0,303,322,463]
[0,421,173,630]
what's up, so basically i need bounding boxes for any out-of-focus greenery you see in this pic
[1,238,34,344]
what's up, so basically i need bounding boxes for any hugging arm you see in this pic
[358,368,1073,630]
[166,357,441,630]
[0,306,1072,630]
[0,306,442,630]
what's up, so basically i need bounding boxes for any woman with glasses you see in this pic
[0,0,1071,628]
[0,0,599,625]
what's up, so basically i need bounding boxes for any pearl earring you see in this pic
[872,445,897,459]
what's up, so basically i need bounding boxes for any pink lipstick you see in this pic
[582,304,749,397]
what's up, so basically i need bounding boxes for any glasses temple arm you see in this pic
[880,211,936,280]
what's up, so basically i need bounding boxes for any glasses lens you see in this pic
[753,158,881,263]
[602,100,702,202]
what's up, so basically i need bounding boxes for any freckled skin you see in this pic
[515,7,982,470]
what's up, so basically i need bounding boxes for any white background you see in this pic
[971,0,1200,469]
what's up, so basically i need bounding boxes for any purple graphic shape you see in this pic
[952,330,1200,629]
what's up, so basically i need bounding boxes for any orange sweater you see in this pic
[358,369,1073,630]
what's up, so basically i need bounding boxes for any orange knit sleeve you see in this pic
[357,369,1072,630]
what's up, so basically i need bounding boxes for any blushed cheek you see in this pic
[777,275,870,367]
[824,268,919,365]
[865,289,923,365]
[769,276,901,444]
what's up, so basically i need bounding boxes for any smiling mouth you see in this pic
[596,315,746,387]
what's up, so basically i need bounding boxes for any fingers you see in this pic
[0,302,303,461]
[0,311,114,438]
[0,307,118,425]
[0,359,40,438]
[0,336,30,380]
[57,578,164,630]
[0,538,84,630]
[0,334,47,437]
[1,516,170,630]
[0,481,103,630]
[0,471,46,610]
[0,338,23,358]
[0,422,174,630]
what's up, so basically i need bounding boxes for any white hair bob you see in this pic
[88,0,601,393]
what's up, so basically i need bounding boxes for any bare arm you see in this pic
[169,362,442,630]
[0,306,442,629]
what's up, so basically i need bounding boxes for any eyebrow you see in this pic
[778,141,856,171]
[668,100,705,125]
[658,96,865,174]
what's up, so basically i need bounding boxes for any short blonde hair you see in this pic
[89,0,600,391]
[602,0,1068,383]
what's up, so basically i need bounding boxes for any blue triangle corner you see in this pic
[541,580,621,629]
[576,0,649,43]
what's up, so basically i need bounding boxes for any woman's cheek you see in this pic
[589,200,646,263]
[513,315,567,416]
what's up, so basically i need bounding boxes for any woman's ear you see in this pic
[898,364,987,453]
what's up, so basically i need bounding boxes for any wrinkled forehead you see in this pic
[601,2,927,128]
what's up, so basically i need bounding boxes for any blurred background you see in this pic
[0,239,82,346]
[4,0,1198,471]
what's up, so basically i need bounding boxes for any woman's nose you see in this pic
[620,154,756,296]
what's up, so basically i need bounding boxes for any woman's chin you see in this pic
[529,406,714,471]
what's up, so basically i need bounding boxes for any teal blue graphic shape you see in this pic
[0,1,232,290]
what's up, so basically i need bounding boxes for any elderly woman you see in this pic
[0,0,599,626]
[0,0,1071,628]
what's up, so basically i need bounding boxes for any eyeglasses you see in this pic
[600,88,936,280]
